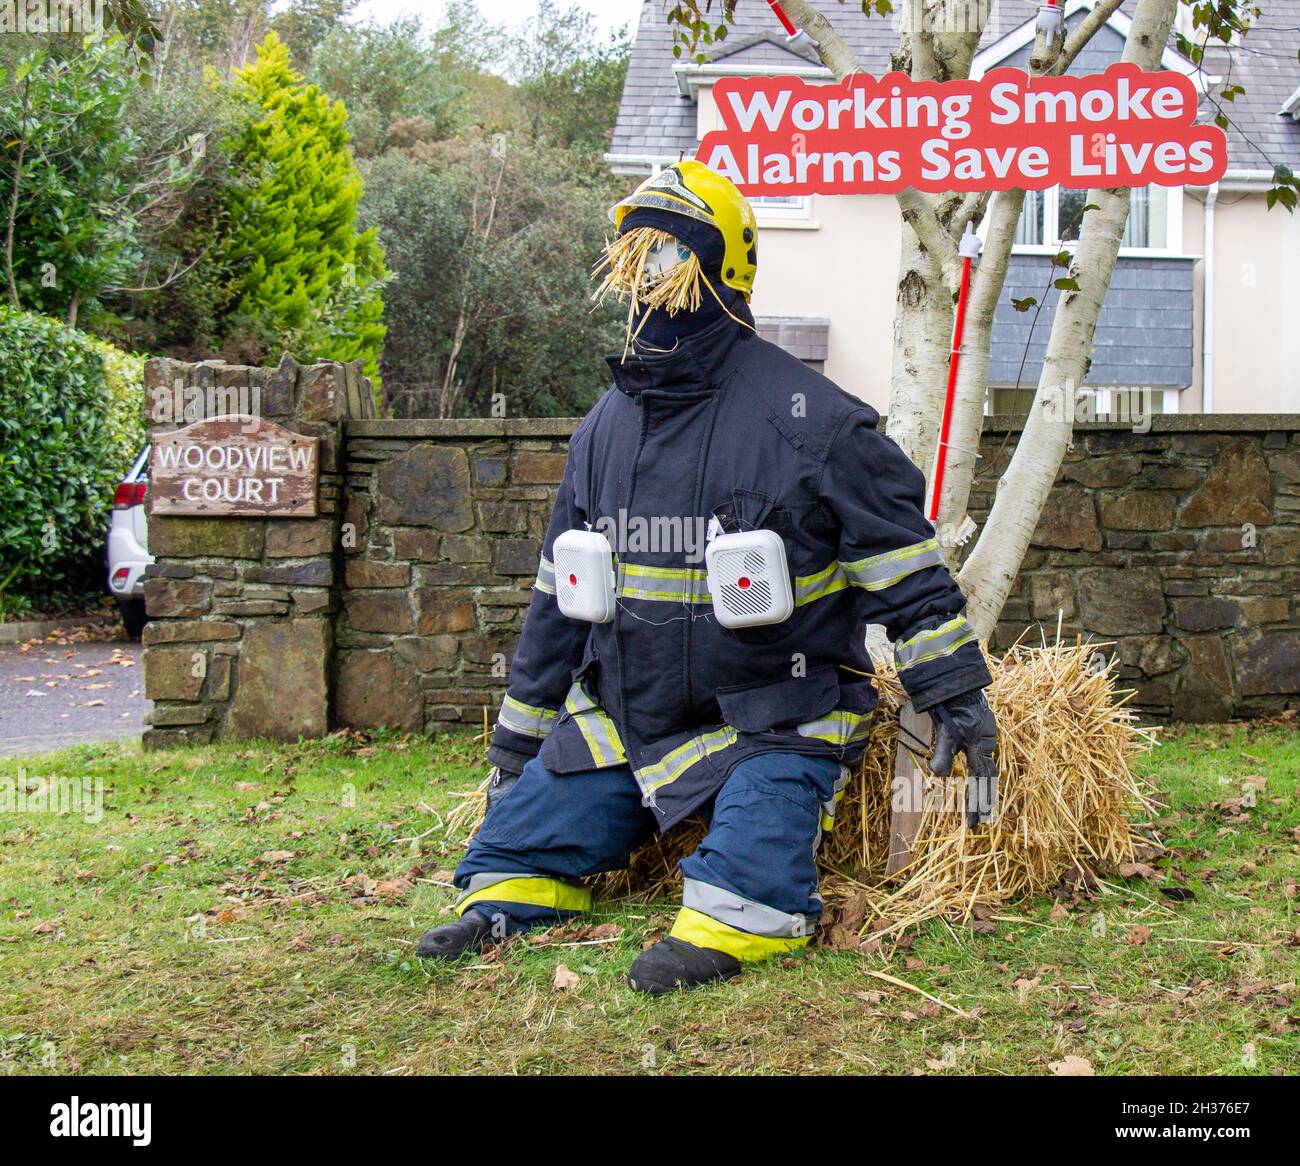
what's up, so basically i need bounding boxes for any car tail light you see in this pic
[112,481,147,509]
[111,567,130,588]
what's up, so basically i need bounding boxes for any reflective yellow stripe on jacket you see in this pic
[564,682,626,767]
[496,694,558,740]
[894,614,978,672]
[637,726,739,795]
[613,538,944,610]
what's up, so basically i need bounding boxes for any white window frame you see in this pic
[750,193,817,228]
[1007,184,1186,258]
[985,384,1182,417]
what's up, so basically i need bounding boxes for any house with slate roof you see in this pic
[607,0,1300,415]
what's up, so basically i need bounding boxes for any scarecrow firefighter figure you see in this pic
[416,161,998,994]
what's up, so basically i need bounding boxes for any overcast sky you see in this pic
[348,0,646,40]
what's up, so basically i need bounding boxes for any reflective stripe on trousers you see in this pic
[669,877,812,962]
[456,871,592,917]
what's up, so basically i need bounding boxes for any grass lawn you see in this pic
[1,723,1297,1076]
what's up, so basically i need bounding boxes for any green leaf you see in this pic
[1054,277,1080,292]
[1011,296,1038,312]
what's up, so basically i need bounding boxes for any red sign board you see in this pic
[696,62,1228,195]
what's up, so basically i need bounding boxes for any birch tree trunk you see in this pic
[779,0,1170,623]
[956,0,1179,638]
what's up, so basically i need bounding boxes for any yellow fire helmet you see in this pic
[609,160,758,298]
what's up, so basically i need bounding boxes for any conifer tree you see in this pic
[222,31,388,380]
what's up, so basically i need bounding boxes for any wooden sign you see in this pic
[150,415,319,517]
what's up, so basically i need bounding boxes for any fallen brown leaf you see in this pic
[1049,1055,1094,1076]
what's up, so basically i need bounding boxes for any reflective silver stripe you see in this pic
[820,763,851,830]
[454,870,541,906]
[793,561,849,606]
[564,683,626,767]
[842,539,945,592]
[534,556,556,595]
[617,563,710,604]
[681,877,811,939]
[636,726,738,794]
[895,615,978,671]
[796,709,874,747]
[497,695,558,739]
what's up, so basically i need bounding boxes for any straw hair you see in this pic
[450,639,1156,937]
[591,226,749,356]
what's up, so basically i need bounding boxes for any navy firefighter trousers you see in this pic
[454,750,847,960]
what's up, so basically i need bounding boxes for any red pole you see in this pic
[764,0,799,38]
[927,224,980,523]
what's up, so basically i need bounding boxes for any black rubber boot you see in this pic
[626,937,742,995]
[415,909,498,961]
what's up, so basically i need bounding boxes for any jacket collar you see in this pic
[606,302,753,397]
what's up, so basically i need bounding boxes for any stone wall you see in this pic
[141,359,1300,746]
[970,416,1300,721]
[334,419,572,736]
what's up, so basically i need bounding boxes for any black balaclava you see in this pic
[618,206,748,352]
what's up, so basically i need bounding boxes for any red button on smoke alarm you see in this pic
[569,574,578,586]
[737,576,751,589]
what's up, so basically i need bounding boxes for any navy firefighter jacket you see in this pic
[488,305,991,833]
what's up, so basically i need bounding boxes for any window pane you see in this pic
[988,387,1036,416]
[1101,388,1165,421]
[1122,186,1149,248]
[1058,188,1091,241]
[1147,185,1168,248]
[1015,189,1043,246]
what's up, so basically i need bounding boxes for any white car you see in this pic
[106,446,154,638]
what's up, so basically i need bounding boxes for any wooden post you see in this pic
[886,701,932,876]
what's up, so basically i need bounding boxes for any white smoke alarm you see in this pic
[705,529,794,629]
[553,529,617,624]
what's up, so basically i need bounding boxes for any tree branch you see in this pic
[781,0,861,80]
[1054,0,1128,75]
[958,0,1180,637]
[897,187,963,291]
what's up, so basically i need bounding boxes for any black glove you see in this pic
[927,689,998,827]
[484,764,521,813]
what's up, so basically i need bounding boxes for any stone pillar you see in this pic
[140,354,374,747]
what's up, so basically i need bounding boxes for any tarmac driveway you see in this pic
[0,639,147,758]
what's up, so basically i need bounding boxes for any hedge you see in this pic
[0,308,145,614]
